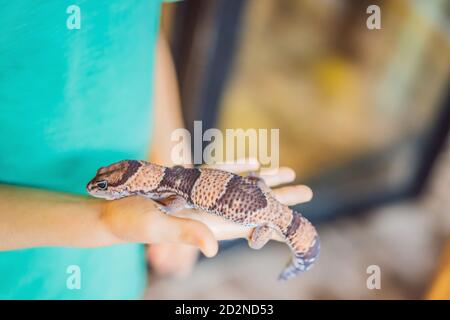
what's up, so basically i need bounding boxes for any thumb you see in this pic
[159,215,219,258]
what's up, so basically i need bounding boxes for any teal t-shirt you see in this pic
[0,0,164,299]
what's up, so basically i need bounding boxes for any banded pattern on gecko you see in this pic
[86,160,320,280]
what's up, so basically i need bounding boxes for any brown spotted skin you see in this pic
[87,160,320,280]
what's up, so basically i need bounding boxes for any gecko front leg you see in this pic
[154,195,188,214]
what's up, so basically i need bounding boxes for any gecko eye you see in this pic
[96,180,108,190]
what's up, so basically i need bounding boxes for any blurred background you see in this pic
[147,0,450,299]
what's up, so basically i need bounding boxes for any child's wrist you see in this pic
[93,199,124,246]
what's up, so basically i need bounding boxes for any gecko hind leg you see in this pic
[245,172,271,194]
[154,195,188,214]
[249,225,273,250]
[246,171,263,182]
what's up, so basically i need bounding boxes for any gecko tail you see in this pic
[278,235,320,281]
[278,212,320,281]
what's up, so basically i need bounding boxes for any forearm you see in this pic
[150,33,191,166]
[0,184,121,250]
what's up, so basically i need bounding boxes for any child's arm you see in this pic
[0,184,218,257]
[150,33,186,166]
[146,32,203,277]
[146,33,316,277]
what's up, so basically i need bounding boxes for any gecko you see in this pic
[86,160,320,280]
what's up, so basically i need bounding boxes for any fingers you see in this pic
[259,167,296,187]
[272,185,313,205]
[204,160,312,206]
[147,243,199,278]
[206,157,260,173]
[207,159,296,188]
[172,210,254,241]
[154,214,219,258]
[103,197,219,256]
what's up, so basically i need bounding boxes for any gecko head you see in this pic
[86,160,143,200]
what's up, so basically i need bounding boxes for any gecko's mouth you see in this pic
[86,189,116,200]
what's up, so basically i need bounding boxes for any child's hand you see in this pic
[100,196,219,257]
[147,159,314,278]
[147,243,199,278]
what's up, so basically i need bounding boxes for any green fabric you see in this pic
[0,0,163,299]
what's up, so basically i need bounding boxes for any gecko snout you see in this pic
[86,181,94,191]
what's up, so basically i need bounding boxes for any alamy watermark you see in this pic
[171,121,280,170]
[366,265,381,290]
[366,5,381,30]
[66,5,81,30]
[66,265,81,290]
